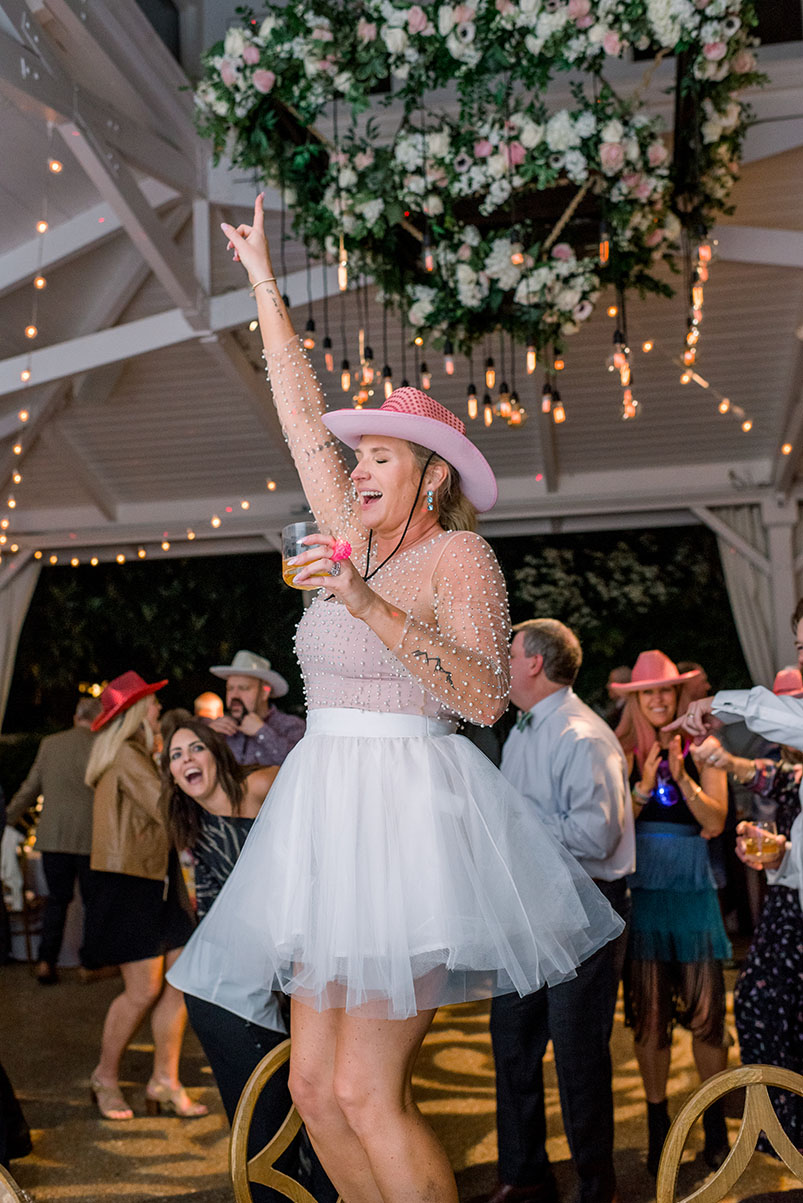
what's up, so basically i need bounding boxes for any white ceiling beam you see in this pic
[0,178,179,301]
[0,262,339,398]
[0,23,197,194]
[691,505,771,573]
[712,225,803,269]
[10,535,281,564]
[773,339,803,497]
[200,331,296,471]
[41,419,118,521]
[56,119,206,323]
[32,0,198,149]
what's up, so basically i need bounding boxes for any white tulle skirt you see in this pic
[167,709,624,1022]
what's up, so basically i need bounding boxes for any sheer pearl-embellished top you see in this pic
[266,337,511,727]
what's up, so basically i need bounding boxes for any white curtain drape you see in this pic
[0,560,40,731]
[714,505,774,687]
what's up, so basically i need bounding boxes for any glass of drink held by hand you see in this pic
[282,521,328,590]
[742,820,779,862]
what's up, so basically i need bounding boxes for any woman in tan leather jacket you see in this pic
[83,672,206,1121]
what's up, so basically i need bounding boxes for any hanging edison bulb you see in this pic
[303,318,316,350]
[483,394,493,426]
[420,362,432,390]
[467,383,478,420]
[683,347,696,366]
[337,235,348,292]
[323,335,334,373]
[552,391,566,424]
[443,338,455,376]
[510,244,525,267]
[484,357,495,389]
[382,364,393,399]
[619,361,631,386]
[526,344,537,375]
[34,275,46,290]
[692,283,704,310]
[621,387,640,420]
[598,220,611,266]
[494,382,512,419]
[541,382,553,414]
[340,359,351,391]
[422,235,435,273]
[362,345,375,385]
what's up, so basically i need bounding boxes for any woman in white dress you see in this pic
[168,194,623,1203]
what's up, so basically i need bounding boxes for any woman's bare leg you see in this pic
[149,948,189,1086]
[93,957,164,1082]
[289,999,383,1203]
[332,1005,458,1203]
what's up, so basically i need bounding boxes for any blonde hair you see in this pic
[85,696,154,788]
[615,680,699,772]
[409,443,477,533]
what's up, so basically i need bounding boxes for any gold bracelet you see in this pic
[683,781,702,804]
[249,277,277,295]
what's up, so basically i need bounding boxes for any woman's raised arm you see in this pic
[222,196,360,541]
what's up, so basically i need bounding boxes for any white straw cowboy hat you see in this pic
[322,386,498,512]
[210,650,289,698]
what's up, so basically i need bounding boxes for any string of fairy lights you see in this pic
[1,133,783,571]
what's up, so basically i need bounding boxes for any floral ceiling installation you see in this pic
[196,0,762,354]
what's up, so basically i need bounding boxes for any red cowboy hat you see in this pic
[92,671,168,731]
[609,650,701,693]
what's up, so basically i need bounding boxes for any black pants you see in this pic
[185,994,337,1203]
[38,852,94,967]
[490,879,630,1203]
[0,1059,30,1170]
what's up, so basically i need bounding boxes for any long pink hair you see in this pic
[615,681,699,771]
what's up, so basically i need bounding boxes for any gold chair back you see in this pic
[229,1037,342,1203]
[656,1064,803,1203]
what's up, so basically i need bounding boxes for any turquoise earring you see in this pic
[426,489,435,512]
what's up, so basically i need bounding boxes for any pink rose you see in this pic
[357,18,377,42]
[567,0,590,16]
[220,58,238,87]
[647,141,668,167]
[703,41,727,61]
[600,142,625,173]
[731,48,756,73]
[551,242,573,261]
[505,140,526,167]
[603,31,622,55]
[474,139,493,158]
[496,0,515,12]
[635,180,652,200]
[622,172,641,189]
[253,69,276,93]
[644,228,664,247]
[454,4,476,21]
[456,243,473,261]
[575,14,594,28]
[354,150,375,170]
[242,43,260,65]
[407,5,428,33]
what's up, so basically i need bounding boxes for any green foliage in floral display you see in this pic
[194,1,763,352]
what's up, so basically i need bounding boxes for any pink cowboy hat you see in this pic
[609,650,701,693]
[773,666,803,697]
[322,387,497,512]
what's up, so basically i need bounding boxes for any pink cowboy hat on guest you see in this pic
[322,386,497,512]
[609,650,701,693]
[773,666,803,697]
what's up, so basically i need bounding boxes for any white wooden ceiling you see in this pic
[0,0,801,582]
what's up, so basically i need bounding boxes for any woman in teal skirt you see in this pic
[613,651,730,1175]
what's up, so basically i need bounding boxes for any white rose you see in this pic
[524,33,544,55]
[519,120,544,149]
[224,28,247,58]
[555,287,582,310]
[600,119,624,143]
[382,26,409,54]
[438,5,455,35]
[428,130,450,158]
[574,112,596,139]
[587,23,607,44]
[520,0,540,12]
[564,149,588,181]
[338,167,357,188]
[259,16,277,39]
[486,177,512,208]
[404,173,426,195]
[487,152,508,178]
[623,136,640,162]
[546,110,580,152]
[701,119,722,144]
[362,198,384,227]
[463,224,481,246]
[334,71,352,92]
[424,194,444,216]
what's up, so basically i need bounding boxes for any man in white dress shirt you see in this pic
[477,620,634,1203]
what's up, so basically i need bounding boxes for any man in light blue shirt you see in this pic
[478,620,634,1203]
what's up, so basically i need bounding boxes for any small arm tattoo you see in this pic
[412,649,455,689]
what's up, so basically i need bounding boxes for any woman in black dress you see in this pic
[84,672,205,1121]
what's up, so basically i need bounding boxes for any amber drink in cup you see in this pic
[282,521,328,590]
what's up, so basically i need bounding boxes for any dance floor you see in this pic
[0,958,799,1201]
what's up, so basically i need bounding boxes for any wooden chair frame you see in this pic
[656,1064,803,1203]
[230,1037,343,1203]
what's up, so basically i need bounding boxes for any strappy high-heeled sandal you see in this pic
[144,1081,208,1118]
[90,1074,134,1121]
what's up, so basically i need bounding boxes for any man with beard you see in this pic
[207,650,305,766]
